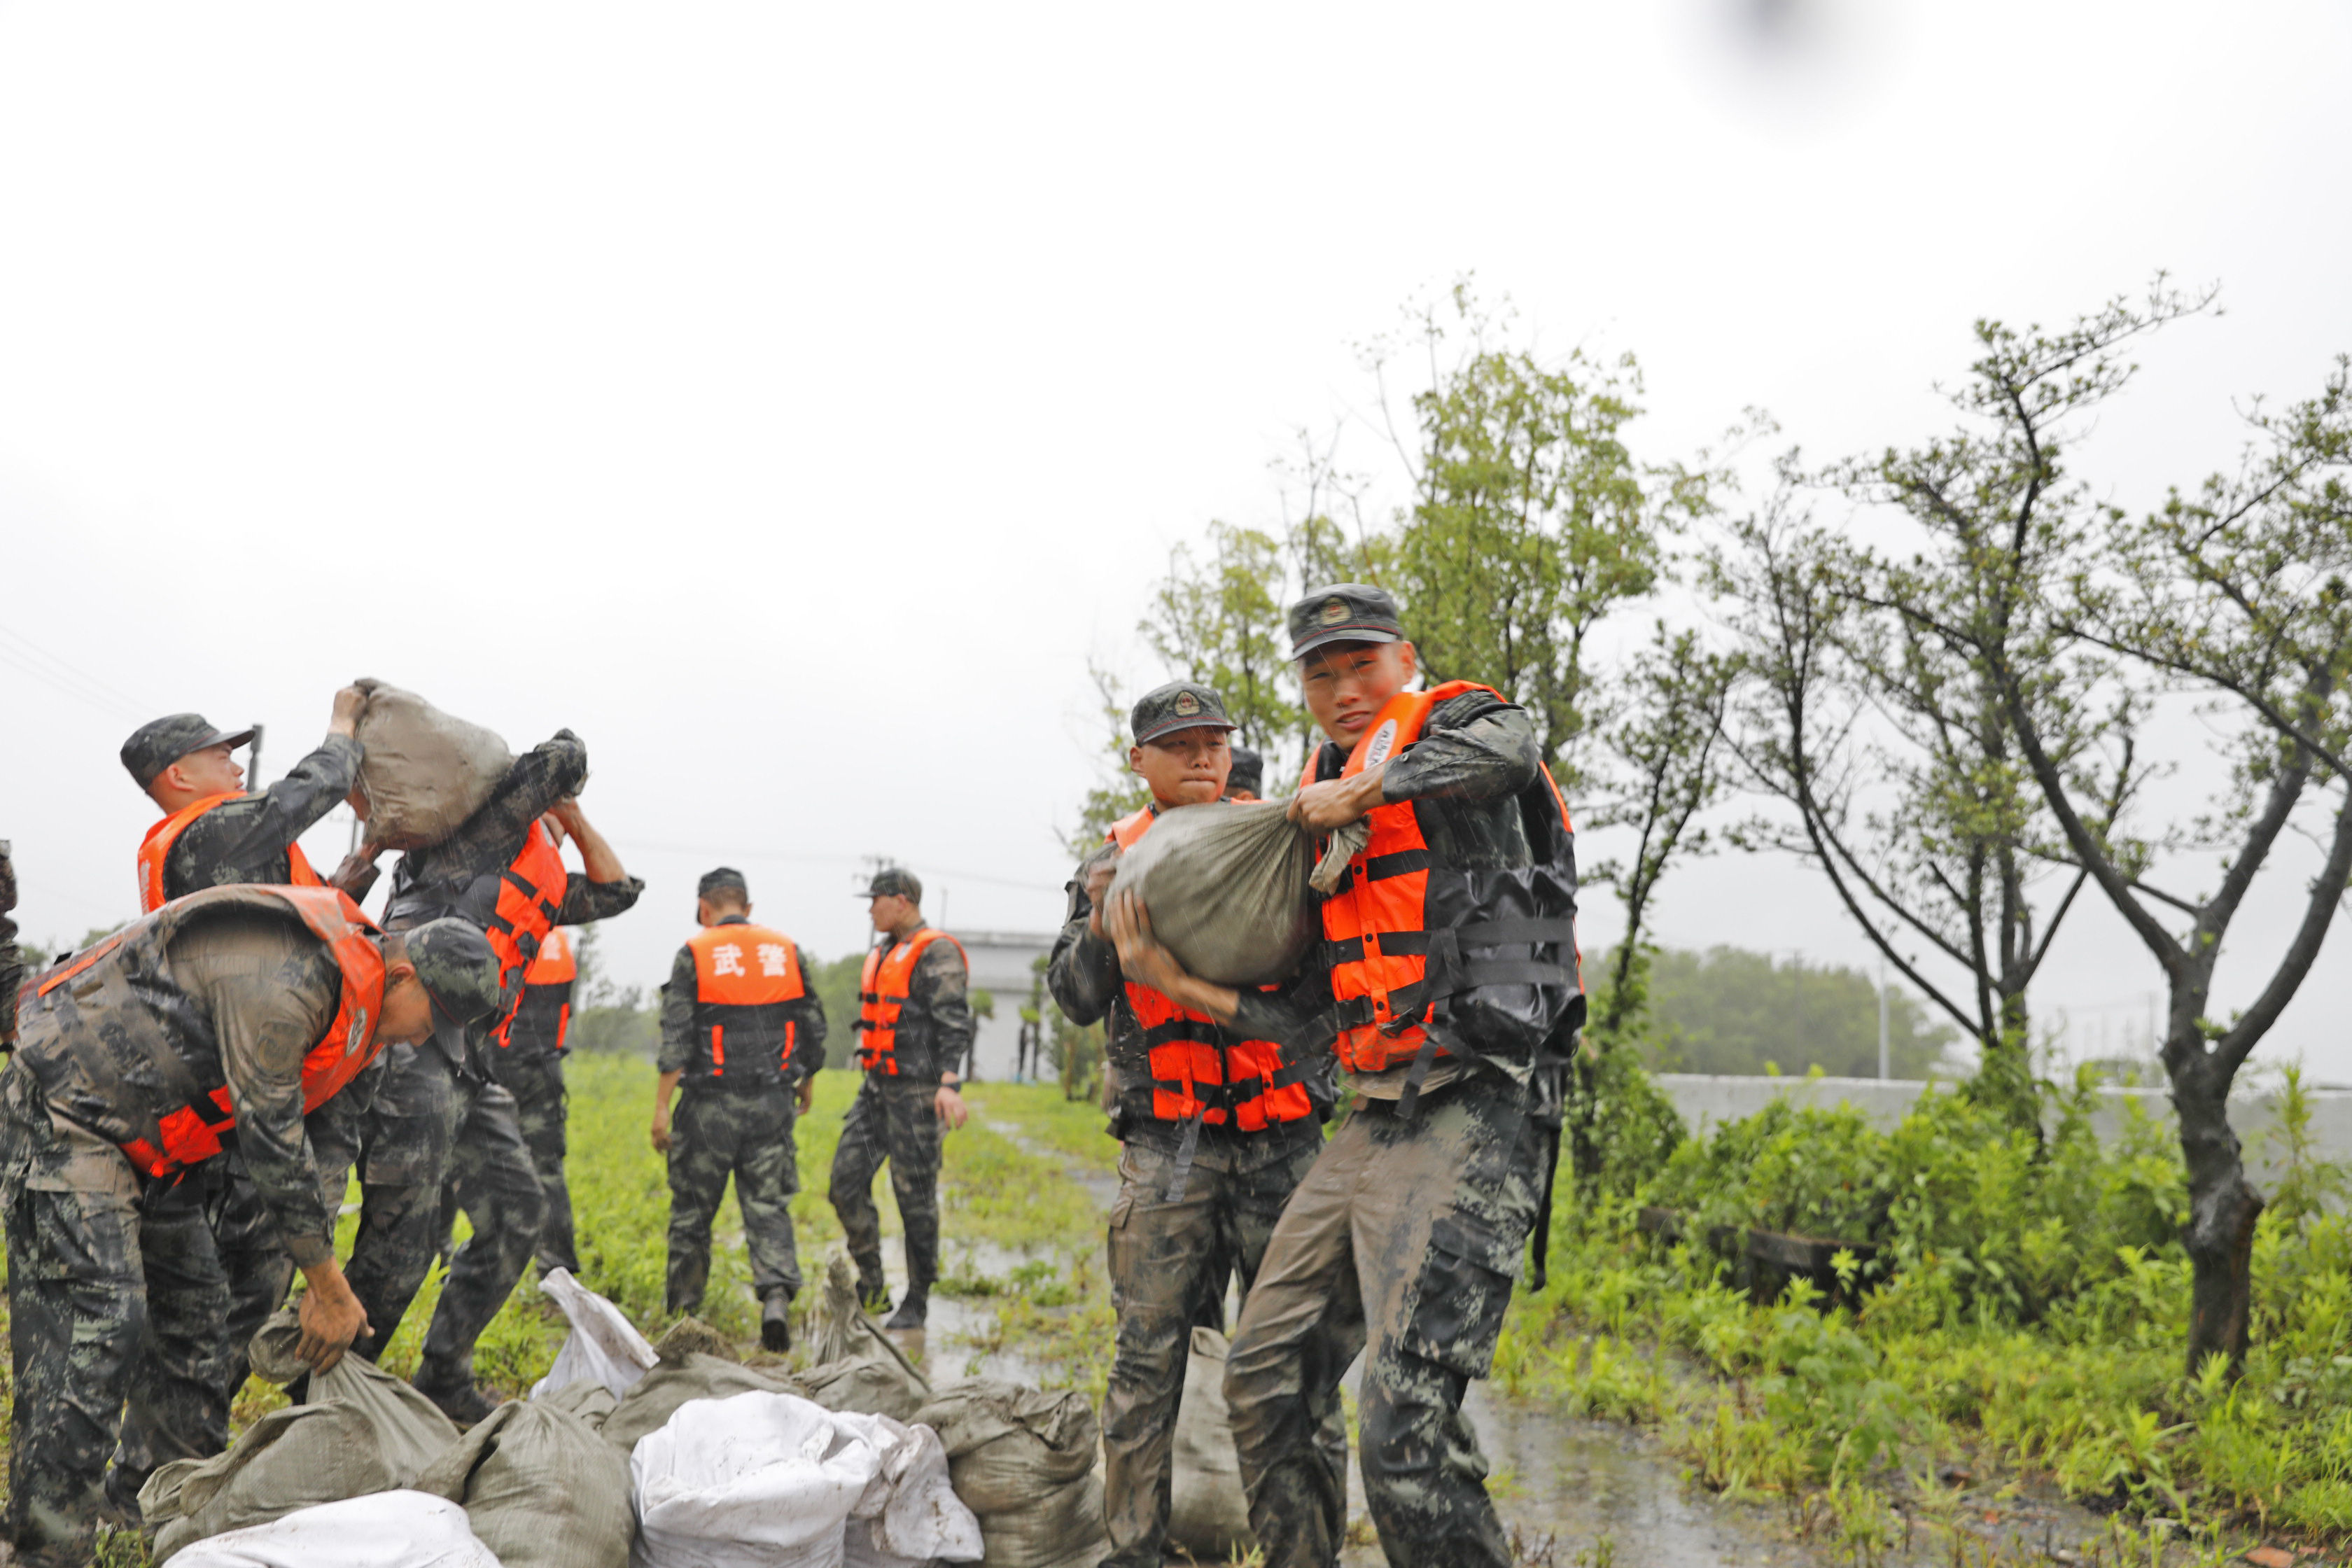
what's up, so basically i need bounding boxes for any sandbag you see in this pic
[910,1381,1097,1516]
[629,1391,881,1568]
[144,1315,461,1560]
[415,1394,634,1568]
[802,1328,932,1423]
[1106,802,1347,985]
[1168,1327,1252,1560]
[351,678,514,851]
[603,1352,810,1453]
[160,1491,500,1568]
[830,1410,985,1568]
[533,1266,660,1401]
[974,1472,1107,1568]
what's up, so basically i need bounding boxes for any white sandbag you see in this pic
[1168,1327,1252,1560]
[532,1266,659,1401]
[830,1411,984,1567]
[416,1395,635,1568]
[603,1353,809,1453]
[145,1316,461,1560]
[351,678,514,851]
[630,1392,881,1568]
[160,1491,500,1568]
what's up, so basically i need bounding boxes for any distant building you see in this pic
[955,929,1058,1080]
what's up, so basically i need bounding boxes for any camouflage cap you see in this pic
[1226,745,1264,797]
[120,713,257,790]
[1130,680,1236,746]
[858,866,923,904]
[1289,583,1404,659]
[397,918,504,1057]
[697,866,750,899]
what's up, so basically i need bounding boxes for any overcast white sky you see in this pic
[3,2,2347,1075]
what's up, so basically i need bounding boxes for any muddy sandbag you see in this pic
[802,1322,932,1423]
[351,678,514,851]
[1106,802,1362,986]
[973,1472,1107,1568]
[910,1381,1097,1516]
[415,1394,634,1568]
[144,1315,461,1560]
[602,1352,809,1453]
[160,1490,500,1568]
[1168,1327,1252,1560]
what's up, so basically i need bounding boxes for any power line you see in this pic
[625,840,1066,896]
[0,637,150,722]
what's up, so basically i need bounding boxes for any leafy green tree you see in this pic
[1853,281,2352,1374]
[1142,522,1308,759]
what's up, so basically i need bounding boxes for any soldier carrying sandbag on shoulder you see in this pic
[1050,680,1330,1568]
[1105,584,1585,1568]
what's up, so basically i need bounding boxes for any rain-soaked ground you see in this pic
[841,1110,2146,1568]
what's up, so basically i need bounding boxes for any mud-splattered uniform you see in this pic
[1221,688,1583,1568]
[486,928,582,1274]
[656,916,827,1313]
[827,927,972,1303]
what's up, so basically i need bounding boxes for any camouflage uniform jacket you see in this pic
[0,840,19,1044]
[154,734,361,902]
[657,916,829,1086]
[1226,690,1569,1097]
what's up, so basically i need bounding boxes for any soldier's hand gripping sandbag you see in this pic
[349,679,514,851]
[1103,802,1362,986]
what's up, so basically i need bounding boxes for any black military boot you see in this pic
[883,1285,928,1331]
[761,1289,793,1353]
[414,1362,502,1427]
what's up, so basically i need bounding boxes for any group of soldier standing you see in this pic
[0,575,1582,1568]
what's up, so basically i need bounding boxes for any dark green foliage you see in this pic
[1562,1043,1685,1199]
[1611,945,1959,1079]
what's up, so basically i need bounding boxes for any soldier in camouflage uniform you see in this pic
[829,867,973,1331]
[328,734,643,1422]
[1051,681,1331,1568]
[0,840,20,1047]
[652,868,827,1350]
[486,922,583,1275]
[1223,743,1265,802]
[1104,584,1584,1568]
[1,892,500,1568]
[111,695,376,1513]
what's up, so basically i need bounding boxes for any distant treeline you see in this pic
[1600,946,1961,1080]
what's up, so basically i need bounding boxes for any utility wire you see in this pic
[624,840,1066,896]
[0,625,155,721]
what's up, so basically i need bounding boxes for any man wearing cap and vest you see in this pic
[1105,583,1584,1568]
[1224,744,1266,803]
[829,867,972,1331]
[488,921,582,1276]
[652,868,827,1350]
[1,889,502,1568]
[113,691,374,1514]
[1049,680,1329,1568]
[333,732,643,1422]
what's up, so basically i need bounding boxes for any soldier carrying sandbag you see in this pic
[0,889,501,1568]
[1104,583,1586,1568]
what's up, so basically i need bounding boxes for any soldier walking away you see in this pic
[1051,681,1330,1568]
[488,921,582,1275]
[1105,583,1584,1568]
[1223,743,1265,802]
[328,735,643,1424]
[112,691,373,1511]
[650,868,827,1350]
[1,890,500,1568]
[829,867,972,1331]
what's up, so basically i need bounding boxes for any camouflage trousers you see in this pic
[487,1050,578,1275]
[330,1045,545,1384]
[0,1072,246,1565]
[1101,1123,1324,1568]
[108,1155,295,1516]
[666,1082,802,1315]
[1225,1071,1542,1568]
[827,1075,941,1297]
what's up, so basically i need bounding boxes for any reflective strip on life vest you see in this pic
[856,928,965,1074]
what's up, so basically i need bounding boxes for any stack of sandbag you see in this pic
[349,678,514,850]
[799,1252,934,1421]
[532,1265,661,1401]
[1105,801,1366,985]
[912,1380,1107,1568]
[141,1317,461,1562]
[601,1351,812,1453]
[160,1491,500,1568]
[1168,1327,1254,1561]
[629,1390,980,1568]
[415,1382,634,1568]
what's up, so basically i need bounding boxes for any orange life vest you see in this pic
[22,886,388,1180]
[683,919,806,1083]
[137,792,323,913]
[483,822,568,1021]
[495,925,578,1055]
[856,928,965,1075]
[1305,680,1582,1077]
[1105,806,1315,1130]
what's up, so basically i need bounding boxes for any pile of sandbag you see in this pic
[912,1380,1107,1568]
[349,678,514,850]
[416,1382,633,1568]
[162,1492,500,1568]
[1105,802,1368,984]
[531,1266,660,1401]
